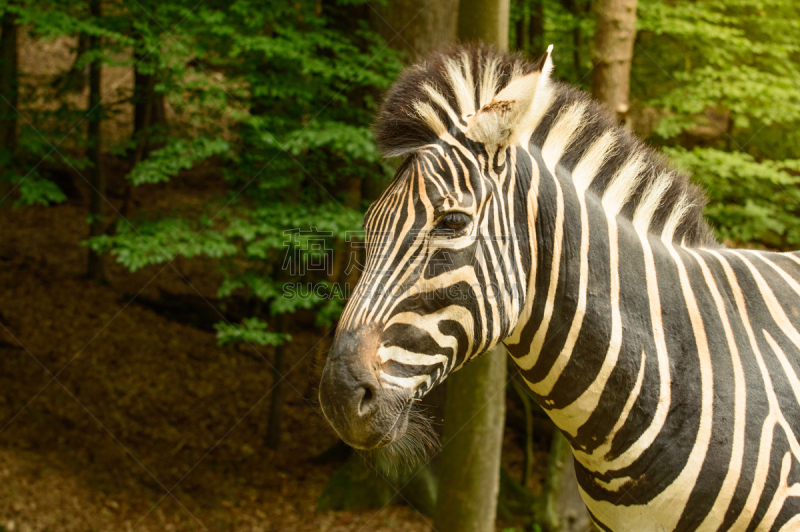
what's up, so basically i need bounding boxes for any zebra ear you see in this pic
[465,45,554,146]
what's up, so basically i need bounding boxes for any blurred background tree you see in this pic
[1,0,799,530]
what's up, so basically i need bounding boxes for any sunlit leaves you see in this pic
[127,137,231,185]
[666,147,800,247]
[638,0,800,137]
[637,0,800,250]
[18,0,400,350]
[215,317,291,347]
[12,175,68,207]
[87,219,238,271]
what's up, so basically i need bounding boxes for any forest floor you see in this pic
[0,168,543,532]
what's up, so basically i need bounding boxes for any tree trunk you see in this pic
[106,48,160,233]
[591,0,638,125]
[0,10,17,153]
[512,378,535,485]
[557,455,597,532]
[132,47,166,160]
[434,346,507,532]
[565,0,583,78]
[58,34,90,95]
[529,0,545,57]
[457,0,510,46]
[74,34,90,92]
[86,0,106,283]
[370,0,459,60]
[515,0,526,52]
[0,9,17,207]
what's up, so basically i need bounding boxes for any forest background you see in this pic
[0,0,799,531]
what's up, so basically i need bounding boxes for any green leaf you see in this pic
[13,176,67,207]
[127,137,231,186]
[215,317,290,347]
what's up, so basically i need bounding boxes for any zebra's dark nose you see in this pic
[319,325,407,449]
[356,382,377,416]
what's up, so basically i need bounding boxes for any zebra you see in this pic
[317,44,800,531]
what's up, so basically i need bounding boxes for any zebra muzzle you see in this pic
[319,325,411,450]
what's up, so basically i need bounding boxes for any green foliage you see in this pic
[510,0,595,88]
[127,138,231,186]
[222,203,363,260]
[638,0,800,134]
[87,219,238,271]
[215,317,290,347]
[636,0,800,249]
[64,0,401,347]
[666,147,800,248]
[11,173,67,207]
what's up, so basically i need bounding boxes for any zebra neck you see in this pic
[505,144,670,453]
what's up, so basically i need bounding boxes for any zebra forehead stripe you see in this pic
[444,57,475,116]
[413,100,447,137]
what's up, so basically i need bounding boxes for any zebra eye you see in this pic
[438,212,471,232]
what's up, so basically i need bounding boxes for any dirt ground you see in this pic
[0,173,446,532]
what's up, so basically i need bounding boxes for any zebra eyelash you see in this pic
[432,212,472,236]
[433,210,472,223]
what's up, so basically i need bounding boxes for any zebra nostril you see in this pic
[357,384,378,417]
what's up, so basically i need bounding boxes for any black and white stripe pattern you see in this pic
[334,45,800,530]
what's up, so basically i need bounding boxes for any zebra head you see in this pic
[319,47,550,451]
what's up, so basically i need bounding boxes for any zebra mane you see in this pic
[373,44,717,247]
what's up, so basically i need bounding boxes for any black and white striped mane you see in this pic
[373,44,717,247]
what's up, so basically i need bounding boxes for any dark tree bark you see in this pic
[591,0,638,125]
[54,34,90,95]
[515,0,526,52]
[512,378,535,485]
[564,0,584,78]
[0,8,17,207]
[533,429,572,531]
[557,455,597,532]
[75,34,90,91]
[0,9,18,152]
[86,0,106,283]
[529,0,545,57]
[370,0,459,60]
[132,48,166,161]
